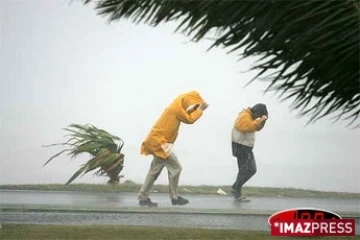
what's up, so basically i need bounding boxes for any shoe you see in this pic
[231,188,240,198]
[171,196,189,206]
[235,196,251,202]
[139,198,158,207]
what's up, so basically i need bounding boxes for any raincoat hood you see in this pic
[181,91,205,110]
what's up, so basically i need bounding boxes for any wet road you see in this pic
[1,190,359,213]
[1,190,359,234]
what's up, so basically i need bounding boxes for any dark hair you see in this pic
[251,103,268,118]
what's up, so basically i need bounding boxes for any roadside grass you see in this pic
[0,183,359,199]
[0,224,355,240]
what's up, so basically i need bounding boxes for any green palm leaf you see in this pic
[43,123,125,185]
[83,0,360,126]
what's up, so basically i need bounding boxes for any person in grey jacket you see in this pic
[231,103,268,202]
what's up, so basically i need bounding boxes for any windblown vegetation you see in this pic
[83,0,360,126]
[43,124,125,185]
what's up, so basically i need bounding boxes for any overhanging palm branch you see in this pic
[83,0,360,126]
[43,123,125,185]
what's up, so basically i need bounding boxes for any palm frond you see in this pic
[43,149,72,167]
[65,164,89,185]
[83,0,360,126]
[43,123,125,184]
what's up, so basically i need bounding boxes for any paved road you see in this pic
[1,190,359,234]
[1,190,359,214]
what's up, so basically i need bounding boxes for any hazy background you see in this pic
[1,0,359,192]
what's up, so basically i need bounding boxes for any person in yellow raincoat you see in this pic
[231,103,268,202]
[138,91,209,207]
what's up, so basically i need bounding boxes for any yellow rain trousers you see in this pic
[141,91,205,160]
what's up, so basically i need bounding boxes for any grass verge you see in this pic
[0,224,356,240]
[0,183,359,199]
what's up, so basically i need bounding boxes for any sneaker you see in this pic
[139,198,158,207]
[171,196,189,206]
[235,196,251,202]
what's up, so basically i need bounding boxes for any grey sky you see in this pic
[1,0,359,192]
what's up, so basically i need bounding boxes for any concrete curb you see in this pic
[1,204,359,218]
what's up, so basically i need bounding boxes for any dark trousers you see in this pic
[232,142,257,198]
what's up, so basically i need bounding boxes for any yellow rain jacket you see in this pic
[141,91,206,160]
[231,108,263,148]
[234,108,262,132]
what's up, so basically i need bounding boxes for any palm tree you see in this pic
[83,0,359,126]
[43,123,125,185]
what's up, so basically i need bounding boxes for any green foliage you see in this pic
[83,0,360,126]
[43,124,125,185]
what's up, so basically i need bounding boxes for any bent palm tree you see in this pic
[83,0,360,126]
[43,124,125,185]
